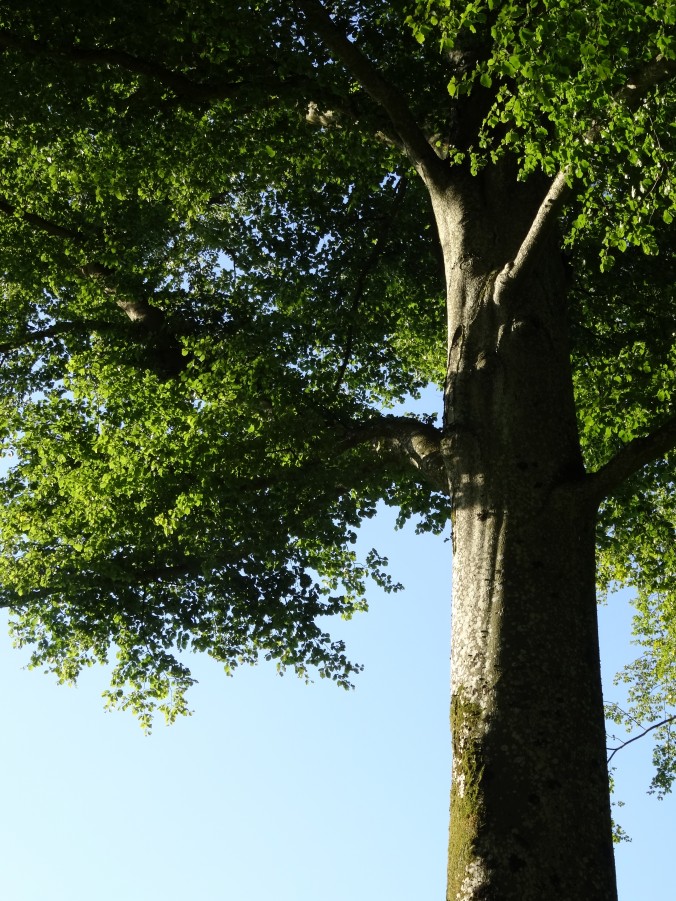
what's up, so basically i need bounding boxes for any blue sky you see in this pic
[0,501,673,900]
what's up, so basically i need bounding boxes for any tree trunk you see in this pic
[433,175,617,900]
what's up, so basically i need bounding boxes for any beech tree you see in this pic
[0,2,674,898]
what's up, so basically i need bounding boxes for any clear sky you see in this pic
[0,500,673,901]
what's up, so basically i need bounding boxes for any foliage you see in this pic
[569,225,676,792]
[0,0,448,726]
[407,0,674,261]
[0,0,674,784]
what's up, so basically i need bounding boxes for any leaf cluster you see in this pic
[0,0,449,723]
[0,0,673,735]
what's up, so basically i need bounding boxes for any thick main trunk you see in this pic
[433,176,617,900]
[447,488,615,900]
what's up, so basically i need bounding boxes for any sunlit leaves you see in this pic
[407,0,674,251]
[0,0,448,724]
[0,0,673,736]
[572,225,676,790]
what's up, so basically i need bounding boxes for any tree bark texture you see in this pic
[434,173,617,901]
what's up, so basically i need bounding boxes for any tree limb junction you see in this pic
[294,0,450,189]
[585,413,676,504]
[495,54,676,302]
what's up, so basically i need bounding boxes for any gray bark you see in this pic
[434,174,617,900]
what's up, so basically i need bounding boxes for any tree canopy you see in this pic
[0,0,674,798]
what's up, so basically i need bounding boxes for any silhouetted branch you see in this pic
[0,320,116,355]
[333,176,408,393]
[0,197,80,241]
[0,29,298,105]
[607,715,676,766]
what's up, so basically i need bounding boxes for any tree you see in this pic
[0,1,673,898]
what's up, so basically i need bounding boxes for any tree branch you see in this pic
[0,29,295,105]
[0,196,167,331]
[294,0,449,187]
[586,413,676,503]
[607,714,676,766]
[346,415,448,493]
[495,54,676,302]
[0,320,116,355]
[226,412,448,495]
[0,197,80,242]
[333,175,408,393]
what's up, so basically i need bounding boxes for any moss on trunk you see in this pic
[448,693,485,901]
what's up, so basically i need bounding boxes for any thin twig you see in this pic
[333,175,408,393]
[607,715,676,765]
